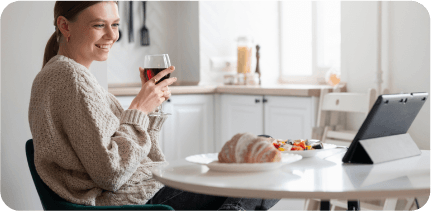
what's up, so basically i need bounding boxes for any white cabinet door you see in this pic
[219,94,264,151]
[161,94,214,162]
[264,96,317,140]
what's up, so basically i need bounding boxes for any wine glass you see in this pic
[143,54,172,116]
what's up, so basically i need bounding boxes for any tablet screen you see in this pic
[342,92,428,163]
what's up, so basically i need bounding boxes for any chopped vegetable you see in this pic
[273,143,281,149]
[273,138,321,152]
[291,146,304,151]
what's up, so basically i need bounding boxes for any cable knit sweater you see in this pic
[28,55,167,206]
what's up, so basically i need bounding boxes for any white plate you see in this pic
[282,143,338,158]
[185,153,302,172]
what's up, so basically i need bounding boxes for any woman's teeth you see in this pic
[95,44,109,49]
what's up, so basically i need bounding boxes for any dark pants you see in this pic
[146,186,280,210]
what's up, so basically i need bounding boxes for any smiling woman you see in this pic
[30,1,279,210]
[31,0,178,207]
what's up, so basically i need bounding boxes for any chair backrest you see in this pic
[25,139,76,210]
[316,88,377,146]
[26,139,174,210]
[320,92,375,114]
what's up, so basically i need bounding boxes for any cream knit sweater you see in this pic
[28,55,168,206]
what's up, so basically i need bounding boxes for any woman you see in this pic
[29,1,279,210]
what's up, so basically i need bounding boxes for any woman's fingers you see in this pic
[160,86,169,92]
[163,90,171,99]
[152,66,175,84]
[155,86,171,100]
[157,88,171,98]
[156,77,177,87]
[133,66,174,114]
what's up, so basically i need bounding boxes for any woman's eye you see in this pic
[94,23,119,28]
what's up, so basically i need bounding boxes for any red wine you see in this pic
[144,68,170,84]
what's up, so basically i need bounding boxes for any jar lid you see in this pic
[237,36,253,43]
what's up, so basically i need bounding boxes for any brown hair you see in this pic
[43,1,117,68]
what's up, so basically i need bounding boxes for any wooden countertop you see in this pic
[109,83,346,97]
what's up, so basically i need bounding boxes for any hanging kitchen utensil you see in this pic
[140,1,149,46]
[128,1,134,43]
[117,2,121,42]
[255,45,261,85]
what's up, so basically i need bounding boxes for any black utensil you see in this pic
[128,1,134,43]
[117,2,121,42]
[140,1,149,46]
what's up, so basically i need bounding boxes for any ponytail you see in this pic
[42,30,60,68]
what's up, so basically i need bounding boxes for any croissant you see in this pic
[218,133,282,163]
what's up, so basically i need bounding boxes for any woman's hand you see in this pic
[128,66,176,114]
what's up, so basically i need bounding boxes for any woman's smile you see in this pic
[95,43,112,50]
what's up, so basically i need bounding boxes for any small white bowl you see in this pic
[281,143,338,158]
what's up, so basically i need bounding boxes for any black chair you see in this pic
[25,139,174,210]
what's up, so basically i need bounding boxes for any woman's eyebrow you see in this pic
[90,18,120,23]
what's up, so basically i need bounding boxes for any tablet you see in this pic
[342,92,428,163]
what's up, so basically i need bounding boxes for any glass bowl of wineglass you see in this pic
[143,54,171,116]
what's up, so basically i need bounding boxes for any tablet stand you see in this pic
[349,133,421,164]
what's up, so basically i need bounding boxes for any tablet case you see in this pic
[342,92,428,164]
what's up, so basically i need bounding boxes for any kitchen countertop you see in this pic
[108,83,346,97]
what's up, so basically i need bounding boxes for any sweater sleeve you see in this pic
[147,116,168,162]
[58,70,153,192]
[107,92,168,162]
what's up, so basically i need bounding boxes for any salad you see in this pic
[272,139,323,152]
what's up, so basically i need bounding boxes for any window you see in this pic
[280,1,340,84]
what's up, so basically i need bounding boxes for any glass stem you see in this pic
[158,103,163,114]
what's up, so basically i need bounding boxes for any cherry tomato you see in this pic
[299,142,306,149]
[291,146,304,151]
[273,143,281,149]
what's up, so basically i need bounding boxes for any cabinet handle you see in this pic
[263,98,268,103]
[255,99,260,103]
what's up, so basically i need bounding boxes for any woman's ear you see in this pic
[57,16,70,38]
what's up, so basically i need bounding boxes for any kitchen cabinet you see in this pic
[116,93,318,160]
[264,95,317,140]
[217,94,318,151]
[217,94,264,150]
[115,95,214,162]
[161,94,214,162]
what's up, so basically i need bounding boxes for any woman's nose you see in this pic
[104,26,117,40]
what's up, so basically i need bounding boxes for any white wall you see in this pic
[198,1,280,86]
[2,2,53,209]
[108,1,200,86]
[1,1,107,210]
[109,1,280,86]
[108,1,178,85]
[389,1,430,149]
[341,1,430,149]
[176,2,200,84]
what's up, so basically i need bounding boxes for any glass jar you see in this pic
[325,65,341,87]
[237,36,253,74]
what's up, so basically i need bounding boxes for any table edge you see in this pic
[152,173,430,200]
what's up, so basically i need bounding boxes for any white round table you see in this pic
[152,149,430,201]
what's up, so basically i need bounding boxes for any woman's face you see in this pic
[68,2,119,65]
